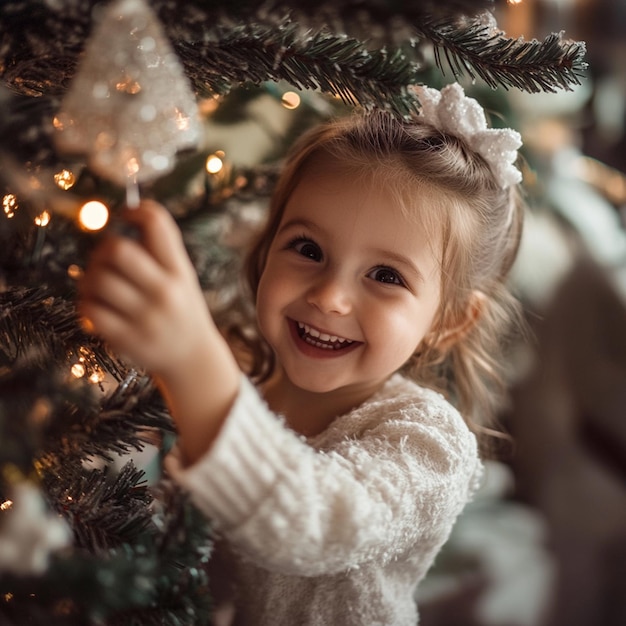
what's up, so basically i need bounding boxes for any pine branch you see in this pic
[0,0,585,109]
[0,486,212,625]
[420,19,588,93]
[105,482,213,626]
[163,0,497,48]
[0,287,173,467]
[0,286,126,379]
[176,21,422,115]
[0,0,491,100]
[178,0,496,19]
[44,461,153,552]
[39,372,172,465]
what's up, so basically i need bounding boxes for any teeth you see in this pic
[297,322,352,346]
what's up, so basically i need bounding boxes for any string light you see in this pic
[0,500,13,511]
[67,264,83,280]
[78,200,109,231]
[69,346,105,384]
[2,194,18,218]
[88,368,105,384]
[234,175,248,189]
[206,152,224,174]
[30,398,52,425]
[34,210,51,227]
[71,362,86,378]
[281,91,301,110]
[53,169,76,190]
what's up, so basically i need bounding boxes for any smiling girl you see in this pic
[78,83,525,625]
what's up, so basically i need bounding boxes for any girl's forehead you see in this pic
[290,157,447,235]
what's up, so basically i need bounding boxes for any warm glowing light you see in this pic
[0,499,13,511]
[508,0,523,4]
[78,200,109,231]
[3,592,13,602]
[206,154,224,174]
[199,96,220,116]
[30,398,51,425]
[174,107,191,130]
[54,169,76,190]
[71,362,86,378]
[116,76,141,94]
[89,368,105,384]
[235,175,248,189]
[127,157,140,176]
[67,264,83,280]
[2,194,17,218]
[281,91,301,110]
[34,211,51,227]
[69,347,105,383]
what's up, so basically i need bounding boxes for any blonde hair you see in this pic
[238,109,524,450]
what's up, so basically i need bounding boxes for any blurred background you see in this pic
[418,2,626,626]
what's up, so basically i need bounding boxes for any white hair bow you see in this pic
[414,83,523,189]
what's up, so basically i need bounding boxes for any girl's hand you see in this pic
[78,200,241,463]
[78,200,210,377]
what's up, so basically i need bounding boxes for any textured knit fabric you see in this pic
[166,373,483,626]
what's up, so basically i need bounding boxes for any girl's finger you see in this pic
[79,265,147,322]
[78,299,143,360]
[119,200,189,273]
[87,233,167,298]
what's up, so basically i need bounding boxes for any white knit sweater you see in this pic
[166,373,483,626]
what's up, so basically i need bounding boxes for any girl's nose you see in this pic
[306,272,353,315]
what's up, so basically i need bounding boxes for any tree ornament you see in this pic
[0,482,71,575]
[53,0,201,196]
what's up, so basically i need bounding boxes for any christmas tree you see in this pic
[0,0,586,623]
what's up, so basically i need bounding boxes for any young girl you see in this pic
[78,83,524,625]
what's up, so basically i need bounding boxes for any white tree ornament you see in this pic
[0,482,71,575]
[54,0,201,190]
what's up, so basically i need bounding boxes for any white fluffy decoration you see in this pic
[0,482,71,575]
[414,83,523,189]
[54,0,201,187]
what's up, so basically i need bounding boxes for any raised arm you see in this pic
[78,200,241,463]
[167,376,482,577]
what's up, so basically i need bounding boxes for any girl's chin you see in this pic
[278,365,345,394]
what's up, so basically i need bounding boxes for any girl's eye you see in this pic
[368,267,405,286]
[290,238,323,262]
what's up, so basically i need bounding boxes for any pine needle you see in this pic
[421,19,588,93]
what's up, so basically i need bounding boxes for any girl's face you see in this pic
[256,161,443,405]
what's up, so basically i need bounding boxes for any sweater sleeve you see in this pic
[165,375,482,577]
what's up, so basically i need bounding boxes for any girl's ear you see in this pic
[433,290,485,352]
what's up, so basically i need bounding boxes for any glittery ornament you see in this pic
[54,0,201,190]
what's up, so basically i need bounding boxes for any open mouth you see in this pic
[294,321,357,351]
